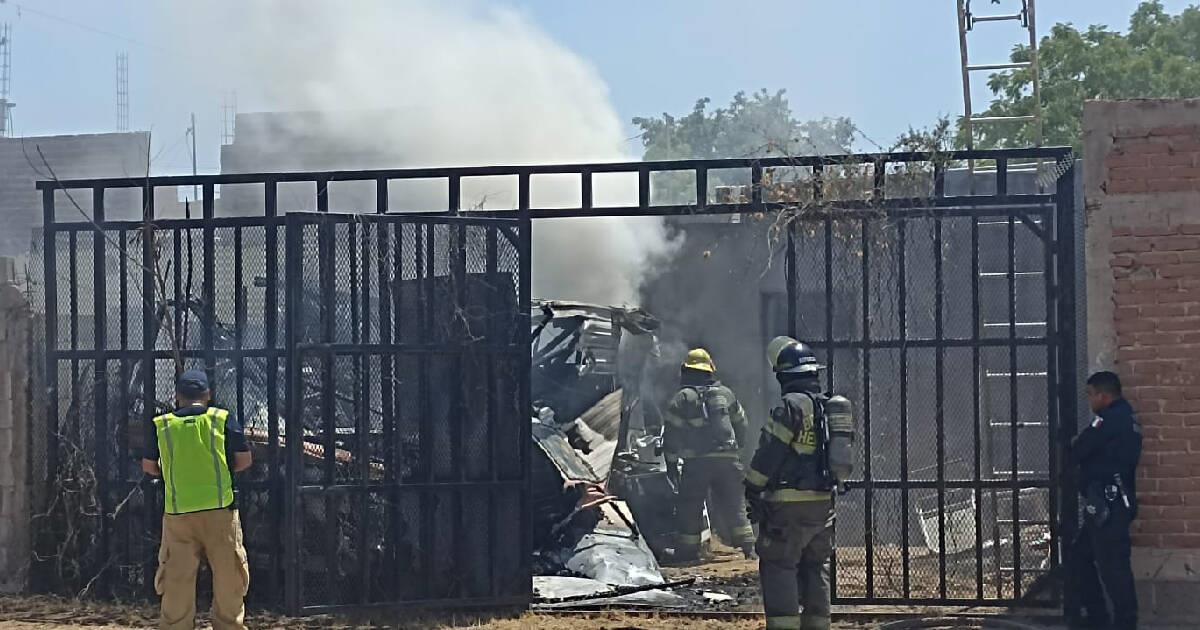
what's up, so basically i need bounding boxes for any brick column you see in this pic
[1084,99,1200,622]
[0,256,30,593]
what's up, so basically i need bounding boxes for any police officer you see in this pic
[662,348,756,561]
[745,338,855,630]
[1069,371,1141,630]
[142,370,253,630]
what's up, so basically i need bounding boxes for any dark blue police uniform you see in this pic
[1070,397,1142,629]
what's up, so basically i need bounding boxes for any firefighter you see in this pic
[745,337,855,630]
[1069,371,1141,630]
[662,348,756,561]
[142,370,252,630]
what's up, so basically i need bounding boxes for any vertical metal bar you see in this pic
[282,213,302,613]
[377,178,389,215]
[40,188,58,587]
[1043,205,1061,603]
[638,166,650,209]
[695,167,707,210]
[92,187,110,583]
[873,159,885,202]
[997,158,1009,197]
[935,211,947,600]
[40,189,59,586]
[819,167,834,390]
[317,177,329,214]
[203,185,215,381]
[172,228,181,355]
[140,183,156,589]
[898,217,910,600]
[972,210,984,600]
[317,214,338,604]
[1056,161,1079,617]
[751,165,764,213]
[381,219,400,590]
[68,229,79,462]
[1009,209,1021,599]
[449,175,461,215]
[120,228,129,351]
[234,228,245,435]
[518,171,533,596]
[453,223,466,482]
[453,220,467,596]
[117,222,131,590]
[581,169,593,211]
[348,218,369,604]
[417,221,434,599]
[378,218,398,591]
[263,179,281,601]
[861,217,873,599]
[814,164,834,595]
[486,222,499,597]
[786,219,797,339]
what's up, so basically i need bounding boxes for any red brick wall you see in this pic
[1107,129,1200,546]
[1105,125,1200,195]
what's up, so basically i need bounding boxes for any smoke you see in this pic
[155,0,676,305]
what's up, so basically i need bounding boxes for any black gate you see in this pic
[779,155,1080,606]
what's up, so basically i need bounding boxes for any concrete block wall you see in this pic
[0,132,149,257]
[1084,98,1200,623]
[0,256,31,592]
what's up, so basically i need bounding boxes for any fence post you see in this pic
[0,256,31,593]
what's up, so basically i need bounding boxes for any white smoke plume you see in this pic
[155,0,677,305]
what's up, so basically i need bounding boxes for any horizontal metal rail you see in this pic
[36,148,1075,191]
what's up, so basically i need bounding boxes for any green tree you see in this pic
[634,89,855,161]
[966,1,1200,151]
[633,89,855,203]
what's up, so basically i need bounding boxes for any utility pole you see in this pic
[0,23,14,137]
[188,113,199,200]
[116,52,129,132]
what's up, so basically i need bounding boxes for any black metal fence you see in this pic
[31,147,1079,613]
[32,175,530,613]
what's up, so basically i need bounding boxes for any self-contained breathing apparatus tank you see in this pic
[768,336,857,490]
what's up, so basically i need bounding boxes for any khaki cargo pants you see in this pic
[756,500,835,630]
[155,508,249,630]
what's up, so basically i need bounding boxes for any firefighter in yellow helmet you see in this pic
[745,337,856,630]
[662,348,756,562]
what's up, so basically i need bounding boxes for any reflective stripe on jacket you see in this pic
[153,407,234,515]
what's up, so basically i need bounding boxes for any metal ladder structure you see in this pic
[956,0,1043,177]
[978,213,1053,597]
[0,23,13,137]
[958,0,1052,597]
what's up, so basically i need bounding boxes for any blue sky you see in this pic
[2,1,1194,174]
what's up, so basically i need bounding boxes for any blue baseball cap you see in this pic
[176,369,210,397]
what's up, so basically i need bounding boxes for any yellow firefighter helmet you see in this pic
[683,348,716,373]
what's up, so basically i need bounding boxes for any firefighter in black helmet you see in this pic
[662,348,756,562]
[745,337,856,630]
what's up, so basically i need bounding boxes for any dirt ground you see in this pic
[0,549,1027,629]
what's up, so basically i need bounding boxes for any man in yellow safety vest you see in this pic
[142,369,253,630]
